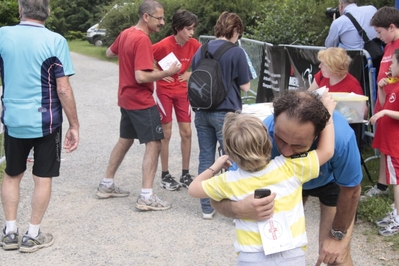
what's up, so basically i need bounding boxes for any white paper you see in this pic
[314,85,327,96]
[158,52,181,70]
[258,212,295,255]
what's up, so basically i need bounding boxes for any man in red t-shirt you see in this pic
[95,0,181,211]
[152,10,201,191]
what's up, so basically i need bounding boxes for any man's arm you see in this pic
[315,184,360,265]
[211,192,276,220]
[56,76,79,153]
[333,185,361,232]
[135,61,181,84]
[106,47,117,58]
[325,21,340,47]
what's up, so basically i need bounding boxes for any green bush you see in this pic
[65,30,86,41]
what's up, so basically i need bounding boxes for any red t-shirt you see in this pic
[375,38,399,113]
[372,85,399,158]
[152,36,201,94]
[314,71,364,94]
[110,27,155,110]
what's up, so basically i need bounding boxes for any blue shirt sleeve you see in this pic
[325,20,341,47]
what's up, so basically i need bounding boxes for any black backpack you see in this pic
[188,41,236,110]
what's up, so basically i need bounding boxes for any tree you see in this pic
[46,0,114,36]
[0,1,19,27]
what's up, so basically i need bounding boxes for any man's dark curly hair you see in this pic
[273,91,331,137]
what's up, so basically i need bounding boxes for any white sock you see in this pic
[5,220,17,233]
[28,223,40,238]
[141,188,153,199]
[101,178,114,188]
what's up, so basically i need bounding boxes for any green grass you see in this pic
[67,40,118,63]
[358,145,399,250]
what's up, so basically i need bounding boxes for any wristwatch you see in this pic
[330,228,346,240]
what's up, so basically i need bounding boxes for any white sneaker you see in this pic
[376,211,395,227]
[202,210,216,220]
[360,185,389,201]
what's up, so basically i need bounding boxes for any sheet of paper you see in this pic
[158,52,181,70]
[258,212,295,255]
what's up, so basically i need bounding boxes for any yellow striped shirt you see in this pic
[202,150,319,253]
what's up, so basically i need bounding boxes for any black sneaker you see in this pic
[19,231,54,253]
[180,173,194,188]
[160,174,181,191]
[0,227,19,250]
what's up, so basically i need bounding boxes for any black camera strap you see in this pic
[344,13,371,42]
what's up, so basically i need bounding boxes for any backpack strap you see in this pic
[200,42,209,59]
[345,13,371,42]
[212,41,237,60]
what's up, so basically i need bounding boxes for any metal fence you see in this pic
[198,35,380,166]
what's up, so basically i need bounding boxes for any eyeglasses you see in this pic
[148,14,165,22]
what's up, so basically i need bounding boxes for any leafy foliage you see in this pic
[47,0,114,36]
[0,0,19,27]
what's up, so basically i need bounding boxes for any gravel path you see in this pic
[0,52,398,265]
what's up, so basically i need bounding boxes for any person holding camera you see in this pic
[325,0,377,49]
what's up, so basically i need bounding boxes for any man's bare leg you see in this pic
[96,138,133,199]
[30,175,52,225]
[142,140,161,188]
[1,173,24,223]
[105,138,134,178]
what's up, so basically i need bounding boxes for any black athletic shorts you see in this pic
[4,126,62,177]
[302,182,340,207]
[119,106,164,144]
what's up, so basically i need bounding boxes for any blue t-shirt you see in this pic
[0,21,74,138]
[191,39,251,111]
[264,111,362,189]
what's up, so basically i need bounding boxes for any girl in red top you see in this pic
[308,47,364,95]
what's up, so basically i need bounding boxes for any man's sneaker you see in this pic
[202,210,216,220]
[376,211,395,227]
[0,227,19,250]
[96,183,130,199]
[19,231,54,253]
[180,173,194,188]
[160,174,181,191]
[360,185,389,201]
[135,194,172,211]
[379,219,399,236]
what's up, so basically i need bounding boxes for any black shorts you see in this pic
[119,106,164,144]
[4,126,62,177]
[302,182,340,207]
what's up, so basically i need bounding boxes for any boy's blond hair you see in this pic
[223,113,272,172]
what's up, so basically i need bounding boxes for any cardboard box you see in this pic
[330,93,368,123]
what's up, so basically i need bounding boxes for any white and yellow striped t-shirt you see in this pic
[202,150,319,253]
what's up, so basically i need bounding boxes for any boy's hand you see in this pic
[212,155,232,173]
[370,111,384,125]
[378,78,388,89]
[321,88,337,114]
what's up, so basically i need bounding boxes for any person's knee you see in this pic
[179,126,192,138]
